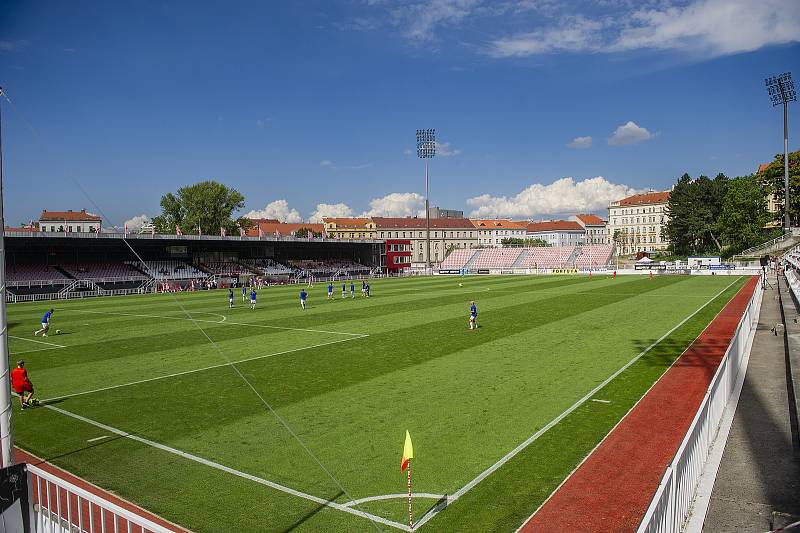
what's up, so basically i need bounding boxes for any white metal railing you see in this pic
[637,277,762,533]
[732,231,792,260]
[28,463,177,533]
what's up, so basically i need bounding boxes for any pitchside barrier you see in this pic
[26,463,176,533]
[637,276,762,533]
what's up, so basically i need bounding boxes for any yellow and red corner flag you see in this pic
[401,430,414,472]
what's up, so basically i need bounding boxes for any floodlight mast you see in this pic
[0,87,12,468]
[417,129,436,273]
[766,72,797,232]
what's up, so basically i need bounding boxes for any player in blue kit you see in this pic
[34,309,54,337]
[300,288,307,310]
[350,281,355,299]
[327,282,334,299]
[250,289,257,310]
[228,288,234,308]
[341,283,347,299]
[242,286,247,303]
[469,301,478,330]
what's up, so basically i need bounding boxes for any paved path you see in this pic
[702,276,800,532]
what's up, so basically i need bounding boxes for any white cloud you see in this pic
[319,159,371,170]
[245,199,303,223]
[0,40,30,53]
[608,121,655,146]
[124,214,149,232]
[488,16,604,57]
[391,0,482,42]
[309,202,355,222]
[363,192,425,217]
[467,176,640,219]
[320,159,333,167]
[436,141,461,157]
[487,0,800,58]
[611,0,800,56]
[567,135,593,149]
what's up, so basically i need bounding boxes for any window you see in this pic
[68,226,73,232]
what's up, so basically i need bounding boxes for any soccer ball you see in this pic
[55,330,61,335]
[458,283,463,287]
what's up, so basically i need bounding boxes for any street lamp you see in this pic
[765,72,796,232]
[417,129,436,273]
[0,87,12,467]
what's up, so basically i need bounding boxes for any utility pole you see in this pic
[416,129,436,273]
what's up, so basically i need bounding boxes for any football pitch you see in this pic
[8,274,748,532]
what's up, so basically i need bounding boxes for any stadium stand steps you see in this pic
[463,249,482,269]
[511,249,529,269]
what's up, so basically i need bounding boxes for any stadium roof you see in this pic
[372,217,475,229]
[471,219,526,229]
[526,221,584,233]
[758,163,770,173]
[40,209,101,222]
[614,191,670,207]
[574,214,605,226]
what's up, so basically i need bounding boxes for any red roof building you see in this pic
[608,190,671,255]
[525,220,586,247]
[571,214,608,244]
[38,209,101,233]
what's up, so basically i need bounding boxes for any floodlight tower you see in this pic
[417,129,436,273]
[0,87,12,467]
[765,72,797,232]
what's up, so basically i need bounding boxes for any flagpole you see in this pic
[407,460,413,529]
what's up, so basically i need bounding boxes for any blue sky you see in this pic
[1,0,799,228]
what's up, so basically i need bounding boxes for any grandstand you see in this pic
[131,260,207,280]
[60,262,148,281]
[200,261,254,276]
[243,258,297,276]
[470,248,524,269]
[439,248,479,270]
[6,264,70,285]
[517,247,574,269]
[439,245,615,272]
[573,245,615,269]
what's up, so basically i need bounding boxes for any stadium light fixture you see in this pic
[0,87,12,467]
[416,129,436,273]
[765,72,796,232]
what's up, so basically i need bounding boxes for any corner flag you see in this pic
[401,430,414,472]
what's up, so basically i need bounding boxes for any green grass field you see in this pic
[8,274,747,532]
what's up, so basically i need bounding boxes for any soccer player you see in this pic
[361,280,367,298]
[350,281,355,299]
[365,282,370,298]
[342,283,347,299]
[242,285,247,303]
[469,301,478,330]
[250,288,257,310]
[228,288,234,308]
[300,288,307,310]
[34,308,54,337]
[327,282,334,299]
[10,360,36,409]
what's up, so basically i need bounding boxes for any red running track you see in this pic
[15,448,187,533]
[521,276,758,533]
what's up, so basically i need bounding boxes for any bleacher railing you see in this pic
[637,277,762,533]
[3,230,382,244]
[28,463,176,533]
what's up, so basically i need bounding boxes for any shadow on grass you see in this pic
[281,490,343,532]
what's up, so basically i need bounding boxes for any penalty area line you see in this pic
[42,334,368,403]
[67,309,364,337]
[9,335,66,348]
[43,403,411,532]
[412,277,741,530]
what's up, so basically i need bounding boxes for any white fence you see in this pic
[28,463,177,533]
[637,277,762,533]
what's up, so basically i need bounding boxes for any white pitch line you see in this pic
[591,399,611,404]
[9,335,65,348]
[42,334,368,402]
[44,404,411,532]
[10,346,64,356]
[412,277,742,530]
[68,309,364,337]
[86,435,110,443]
[342,493,445,508]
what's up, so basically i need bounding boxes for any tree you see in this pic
[758,149,800,226]
[294,227,322,238]
[501,237,550,247]
[664,172,729,255]
[717,175,770,253]
[152,181,246,235]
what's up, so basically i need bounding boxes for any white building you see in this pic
[571,214,608,244]
[39,209,102,233]
[606,191,670,255]
[471,219,527,247]
[525,221,586,247]
[372,217,478,267]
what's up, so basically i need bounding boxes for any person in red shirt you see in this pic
[10,360,36,409]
